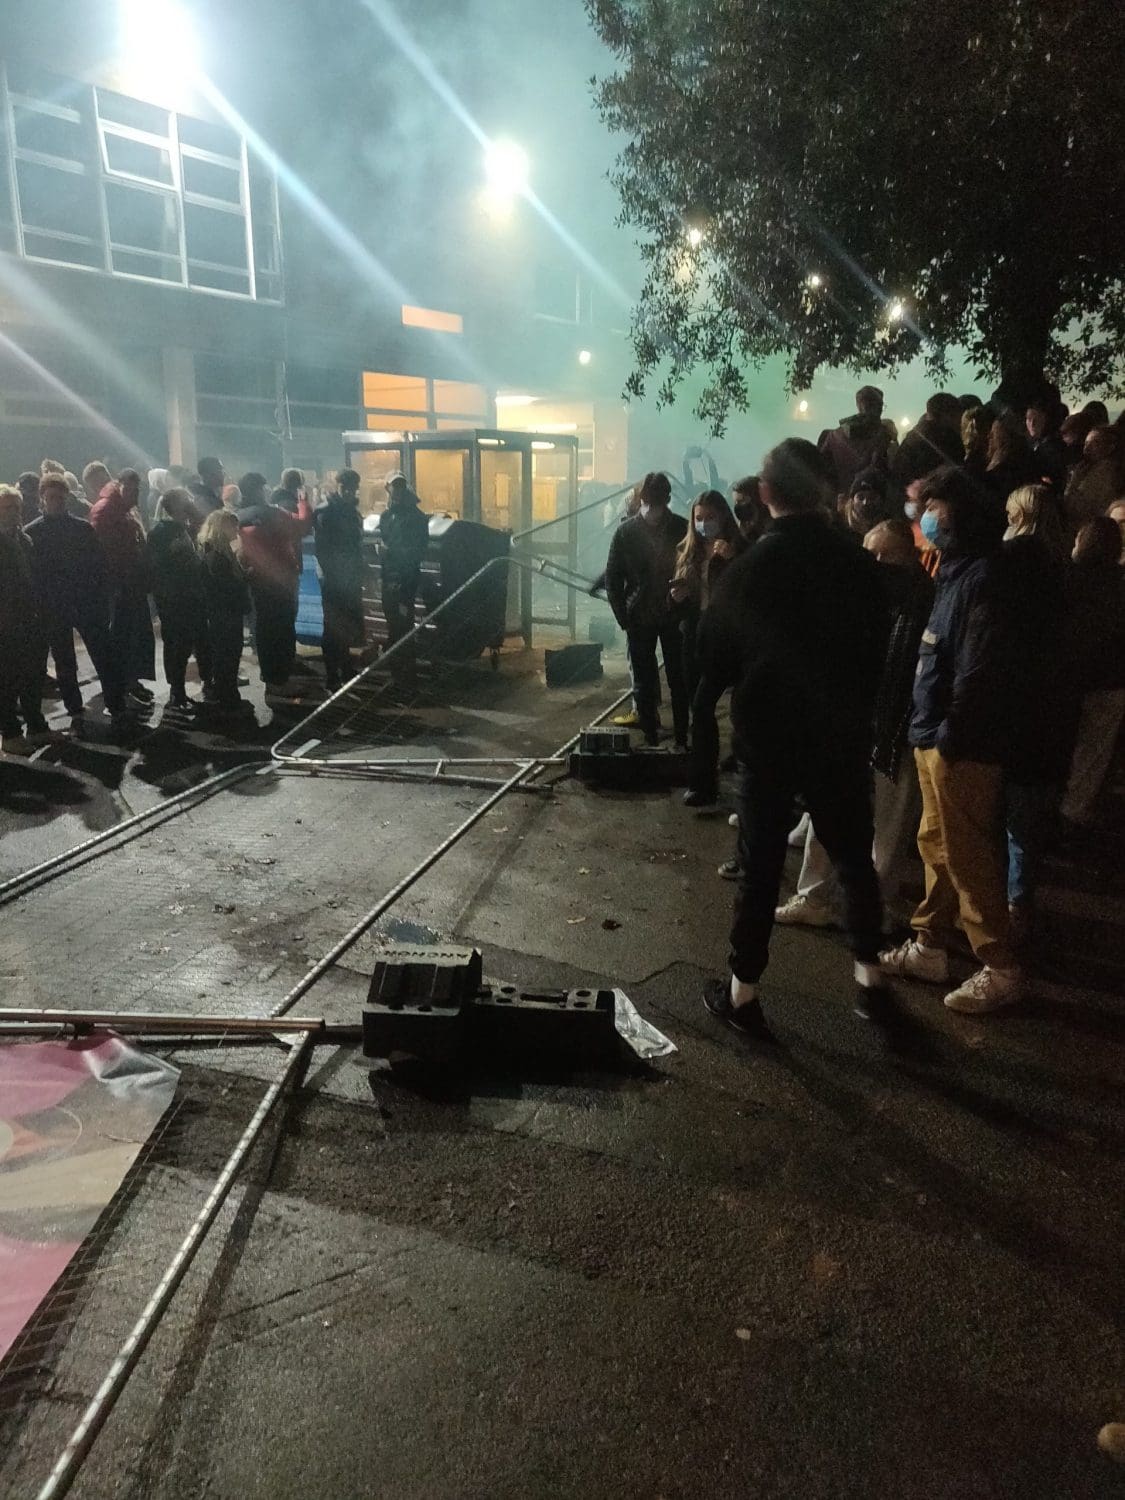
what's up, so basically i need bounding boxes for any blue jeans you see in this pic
[1005,780,1057,908]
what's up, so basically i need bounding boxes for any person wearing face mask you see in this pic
[777,519,934,929]
[604,471,690,748]
[841,468,894,540]
[879,465,1024,1013]
[670,490,745,805]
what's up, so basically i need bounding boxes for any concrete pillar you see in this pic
[162,346,197,469]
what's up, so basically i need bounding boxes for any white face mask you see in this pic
[904,500,920,521]
[695,519,722,539]
[639,502,664,525]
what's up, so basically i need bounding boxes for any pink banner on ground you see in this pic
[0,1033,179,1363]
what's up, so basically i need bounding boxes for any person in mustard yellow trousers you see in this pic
[879,465,1023,1014]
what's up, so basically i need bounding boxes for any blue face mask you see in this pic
[919,508,948,548]
[695,519,722,539]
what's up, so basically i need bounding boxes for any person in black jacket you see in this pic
[778,519,934,926]
[699,439,890,1038]
[891,393,964,492]
[25,473,124,727]
[147,488,213,713]
[378,474,429,651]
[879,465,1023,1014]
[0,486,51,753]
[604,471,690,748]
[315,469,366,689]
[198,508,251,715]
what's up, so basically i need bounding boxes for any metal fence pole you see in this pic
[34,1030,316,1500]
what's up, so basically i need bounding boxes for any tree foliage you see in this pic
[587,0,1125,431]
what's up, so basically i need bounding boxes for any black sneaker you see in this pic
[702,978,775,1041]
[128,683,155,703]
[202,683,220,704]
[717,858,742,881]
[683,786,717,808]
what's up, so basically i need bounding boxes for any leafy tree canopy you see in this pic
[588,0,1125,431]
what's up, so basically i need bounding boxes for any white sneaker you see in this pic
[788,812,810,847]
[728,812,740,829]
[878,939,949,984]
[943,967,1022,1014]
[775,894,834,928]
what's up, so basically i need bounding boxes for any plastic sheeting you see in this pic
[614,990,677,1060]
[0,1033,179,1362]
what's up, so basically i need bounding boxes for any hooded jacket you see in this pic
[146,515,205,615]
[819,413,895,494]
[236,495,312,593]
[88,484,148,590]
[314,495,365,595]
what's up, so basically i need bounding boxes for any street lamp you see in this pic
[686,226,704,249]
[578,349,593,366]
[888,299,905,322]
[484,140,530,200]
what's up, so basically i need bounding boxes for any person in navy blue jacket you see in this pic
[879,464,1023,1014]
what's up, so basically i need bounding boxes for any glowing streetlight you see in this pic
[484,140,530,199]
[578,349,593,366]
[686,226,705,249]
[807,273,823,289]
[888,299,905,322]
[899,415,912,429]
[798,399,809,414]
[120,0,198,81]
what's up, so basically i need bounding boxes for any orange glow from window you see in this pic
[401,305,464,335]
[362,372,428,412]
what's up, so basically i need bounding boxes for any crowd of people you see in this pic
[0,456,431,749]
[601,384,1125,1024]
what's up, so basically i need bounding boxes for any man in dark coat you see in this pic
[819,384,897,495]
[879,465,1023,1014]
[190,456,226,517]
[604,470,690,747]
[147,487,213,713]
[377,474,430,651]
[891,393,965,491]
[700,439,890,1038]
[0,485,51,752]
[314,469,366,689]
[25,473,124,726]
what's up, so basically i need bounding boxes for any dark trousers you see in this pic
[160,603,213,700]
[689,674,724,797]
[252,583,297,687]
[730,734,883,982]
[47,613,122,714]
[208,613,244,708]
[382,577,417,648]
[0,650,47,736]
[322,584,364,686]
[107,584,155,687]
[627,620,689,744]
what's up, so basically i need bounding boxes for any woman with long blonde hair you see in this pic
[198,508,250,715]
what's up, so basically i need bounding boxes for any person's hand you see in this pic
[712,539,734,560]
[669,581,689,604]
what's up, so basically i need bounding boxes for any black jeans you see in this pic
[251,582,298,687]
[209,613,244,709]
[382,576,417,648]
[0,649,47,736]
[730,734,883,982]
[46,612,123,714]
[689,673,724,797]
[627,619,689,744]
[322,583,364,686]
[160,603,213,701]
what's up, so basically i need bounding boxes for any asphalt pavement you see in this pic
[0,639,1122,1500]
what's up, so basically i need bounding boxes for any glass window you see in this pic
[432,379,488,417]
[16,159,99,238]
[350,448,407,517]
[480,448,524,531]
[103,131,175,185]
[95,89,170,138]
[184,201,247,270]
[105,180,180,256]
[110,247,182,282]
[415,448,467,518]
[366,414,428,432]
[188,264,251,295]
[178,114,241,160]
[182,154,241,205]
[22,230,103,268]
[362,372,428,413]
[13,105,85,163]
